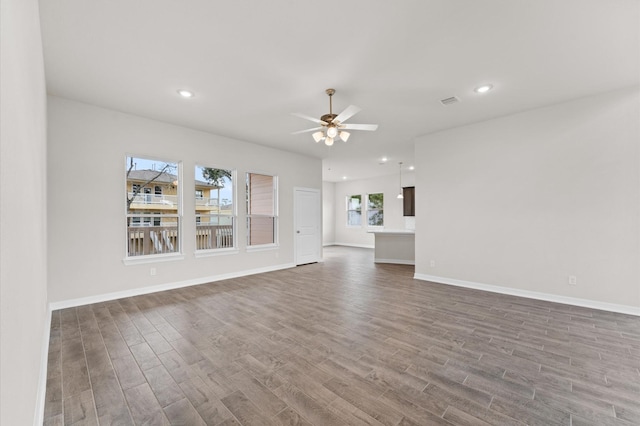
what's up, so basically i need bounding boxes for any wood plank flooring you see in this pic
[43,246,640,425]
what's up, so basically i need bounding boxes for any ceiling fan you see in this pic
[292,88,378,146]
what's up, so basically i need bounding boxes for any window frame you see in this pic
[366,192,384,228]
[246,171,279,250]
[123,155,184,264]
[346,194,363,227]
[194,165,237,256]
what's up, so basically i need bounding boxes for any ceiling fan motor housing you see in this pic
[292,87,377,139]
[320,113,337,124]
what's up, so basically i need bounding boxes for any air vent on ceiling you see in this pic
[440,96,460,106]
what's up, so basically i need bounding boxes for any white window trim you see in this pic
[366,192,385,228]
[124,155,183,262]
[246,243,279,252]
[346,194,363,228]
[122,253,186,265]
[246,172,279,248]
[195,166,237,252]
[194,248,240,258]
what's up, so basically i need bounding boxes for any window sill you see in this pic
[246,244,279,253]
[195,248,239,258]
[122,253,185,265]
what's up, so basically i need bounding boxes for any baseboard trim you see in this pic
[322,242,335,247]
[50,263,296,310]
[34,303,52,426]
[333,243,375,249]
[375,258,415,265]
[414,273,640,316]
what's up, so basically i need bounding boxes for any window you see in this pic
[247,172,277,246]
[367,193,384,226]
[195,165,235,251]
[346,194,362,226]
[126,156,180,257]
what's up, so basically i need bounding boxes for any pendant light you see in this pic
[397,162,404,199]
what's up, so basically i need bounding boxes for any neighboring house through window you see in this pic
[195,165,235,251]
[126,156,180,257]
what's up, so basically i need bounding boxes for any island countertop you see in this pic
[368,229,415,235]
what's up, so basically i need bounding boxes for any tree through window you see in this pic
[367,193,384,226]
[195,166,235,250]
[125,156,180,257]
[346,194,362,226]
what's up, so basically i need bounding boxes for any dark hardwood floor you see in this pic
[44,246,640,425]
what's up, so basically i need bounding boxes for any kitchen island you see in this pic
[369,229,415,265]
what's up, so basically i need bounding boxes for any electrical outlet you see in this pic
[430,260,436,268]
[150,267,157,276]
[568,275,576,286]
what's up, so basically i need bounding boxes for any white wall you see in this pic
[415,88,640,309]
[47,97,322,304]
[322,181,336,245]
[333,172,415,248]
[0,0,49,424]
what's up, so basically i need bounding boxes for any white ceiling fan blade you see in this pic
[341,123,378,131]
[291,112,327,125]
[291,127,323,135]
[333,105,362,124]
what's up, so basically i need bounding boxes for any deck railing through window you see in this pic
[195,223,234,250]
[127,222,179,256]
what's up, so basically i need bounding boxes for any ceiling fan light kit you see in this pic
[292,88,378,146]
[312,131,324,143]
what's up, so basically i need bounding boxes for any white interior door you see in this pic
[294,187,320,265]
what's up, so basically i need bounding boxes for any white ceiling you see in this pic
[38,0,639,182]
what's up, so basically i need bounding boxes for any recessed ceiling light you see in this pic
[409,166,415,171]
[177,89,194,98]
[381,157,388,162]
[474,84,493,94]
[342,176,347,180]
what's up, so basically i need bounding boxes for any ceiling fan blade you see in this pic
[291,127,323,135]
[291,112,327,125]
[333,105,362,124]
[341,123,379,131]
